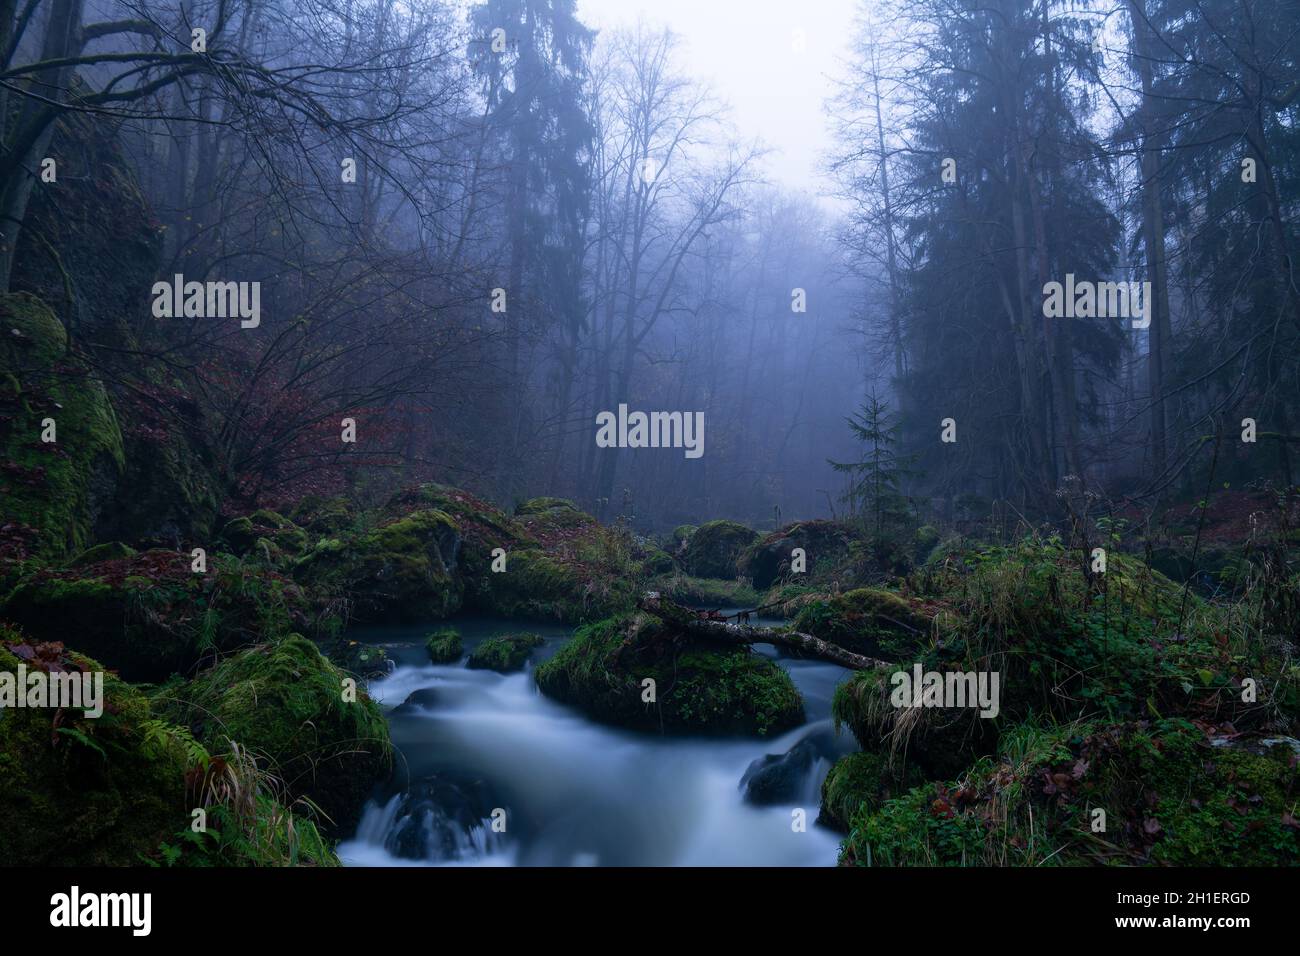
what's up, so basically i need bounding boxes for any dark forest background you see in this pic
[2,0,1298,533]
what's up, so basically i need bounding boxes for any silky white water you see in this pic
[337,617,852,867]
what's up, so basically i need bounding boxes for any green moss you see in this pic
[157,793,340,867]
[0,293,125,559]
[831,666,994,779]
[158,634,391,836]
[671,525,697,547]
[819,751,925,832]
[841,718,1300,867]
[477,547,633,623]
[0,637,189,865]
[67,541,137,567]
[290,495,356,535]
[683,520,759,578]
[221,517,257,554]
[293,508,463,623]
[640,548,676,576]
[913,525,941,564]
[535,613,804,737]
[466,632,544,672]
[742,520,859,590]
[651,573,759,608]
[1,551,323,682]
[425,627,464,663]
[515,497,592,522]
[794,588,931,658]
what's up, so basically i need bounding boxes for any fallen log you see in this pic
[636,592,891,671]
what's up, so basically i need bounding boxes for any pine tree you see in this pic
[828,391,914,536]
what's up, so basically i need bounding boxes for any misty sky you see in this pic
[577,0,860,199]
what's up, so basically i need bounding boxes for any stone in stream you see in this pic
[393,686,441,713]
[466,632,544,672]
[384,773,499,862]
[739,731,839,806]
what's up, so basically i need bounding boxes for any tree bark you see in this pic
[636,592,892,671]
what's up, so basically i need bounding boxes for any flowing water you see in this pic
[337,614,855,867]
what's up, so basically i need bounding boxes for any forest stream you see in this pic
[338,613,852,867]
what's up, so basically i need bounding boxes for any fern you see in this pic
[139,718,210,770]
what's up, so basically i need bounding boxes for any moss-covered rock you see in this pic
[1,550,322,682]
[67,541,137,567]
[742,520,857,590]
[535,612,804,737]
[514,497,594,526]
[293,508,463,623]
[325,638,391,679]
[466,632,543,672]
[100,385,222,551]
[819,750,924,832]
[831,665,997,779]
[793,587,932,658]
[842,719,1300,866]
[651,573,760,609]
[0,292,125,560]
[290,495,356,536]
[425,627,463,663]
[640,548,677,576]
[0,634,188,865]
[160,635,391,836]
[381,483,636,624]
[683,520,759,579]
[222,511,308,560]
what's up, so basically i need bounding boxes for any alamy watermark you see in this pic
[1042,274,1151,329]
[50,886,150,936]
[151,274,261,328]
[595,403,704,459]
[890,663,1000,718]
[0,664,103,718]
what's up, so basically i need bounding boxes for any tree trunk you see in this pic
[636,593,893,671]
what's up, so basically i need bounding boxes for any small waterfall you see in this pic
[337,617,850,867]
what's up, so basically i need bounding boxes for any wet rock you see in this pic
[394,687,441,713]
[384,773,498,862]
[739,738,820,805]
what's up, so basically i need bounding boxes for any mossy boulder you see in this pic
[831,666,996,779]
[0,292,125,560]
[651,573,760,609]
[67,541,136,567]
[819,750,924,832]
[640,548,676,576]
[425,627,463,663]
[466,632,544,672]
[475,546,633,623]
[160,635,391,836]
[289,495,356,536]
[535,612,804,737]
[793,588,932,658]
[325,638,390,679]
[842,719,1300,866]
[293,508,463,623]
[222,510,308,560]
[514,497,595,529]
[0,635,188,865]
[742,520,856,590]
[1,550,321,682]
[910,538,1246,726]
[99,384,222,551]
[683,520,759,579]
[382,483,635,624]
